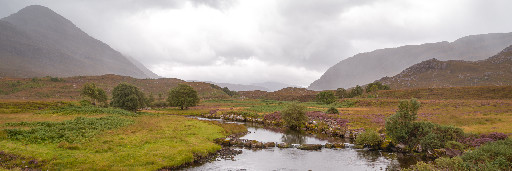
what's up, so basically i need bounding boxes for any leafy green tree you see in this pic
[335,88,347,98]
[81,83,108,106]
[385,99,420,145]
[365,82,391,93]
[146,93,155,106]
[167,84,200,110]
[281,103,307,130]
[316,91,336,104]
[348,85,363,98]
[111,83,146,112]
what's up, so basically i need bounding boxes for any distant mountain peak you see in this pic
[0,5,158,79]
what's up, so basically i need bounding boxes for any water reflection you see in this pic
[281,129,306,144]
[186,117,420,170]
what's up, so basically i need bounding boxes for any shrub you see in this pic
[355,130,383,148]
[335,88,347,98]
[167,84,200,110]
[316,91,336,104]
[325,106,339,114]
[446,141,465,151]
[111,83,146,112]
[385,99,463,151]
[222,87,237,97]
[365,82,390,93]
[347,85,363,98]
[281,103,307,130]
[81,83,108,106]
[385,99,420,145]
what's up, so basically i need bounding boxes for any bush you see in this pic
[385,99,463,151]
[347,85,363,98]
[316,91,336,104]
[412,138,512,170]
[111,83,146,112]
[365,82,390,93]
[325,106,339,114]
[167,84,200,110]
[385,99,420,145]
[335,88,347,98]
[281,103,307,130]
[355,130,383,148]
[81,83,108,106]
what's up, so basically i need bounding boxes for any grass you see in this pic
[0,101,243,170]
[156,98,512,134]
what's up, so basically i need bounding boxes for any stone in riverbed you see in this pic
[297,144,322,150]
[264,142,276,148]
[333,143,345,148]
[325,143,334,148]
[277,143,291,148]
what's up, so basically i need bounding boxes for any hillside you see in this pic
[238,87,318,102]
[378,45,512,89]
[0,75,229,100]
[309,33,512,90]
[0,5,158,79]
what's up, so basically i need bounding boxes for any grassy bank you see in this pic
[154,98,512,134]
[0,102,244,170]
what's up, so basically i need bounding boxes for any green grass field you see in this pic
[0,102,245,170]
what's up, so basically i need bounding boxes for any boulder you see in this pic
[297,144,322,150]
[277,143,291,148]
[264,142,276,148]
[445,148,462,158]
[324,143,334,148]
[333,143,345,148]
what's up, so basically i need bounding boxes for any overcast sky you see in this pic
[2,0,512,86]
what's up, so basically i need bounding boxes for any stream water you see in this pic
[186,117,419,170]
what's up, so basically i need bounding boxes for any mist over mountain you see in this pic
[0,5,158,79]
[378,45,512,89]
[308,33,512,90]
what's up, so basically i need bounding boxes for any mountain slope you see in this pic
[309,33,512,90]
[378,45,512,89]
[0,5,157,79]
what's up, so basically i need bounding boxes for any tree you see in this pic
[81,83,108,106]
[281,103,307,130]
[167,84,200,110]
[111,83,146,112]
[365,82,391,93]
[348,85,363,98]
[335,88,347,98]
[316,91,336,104]
[385,99,420,145]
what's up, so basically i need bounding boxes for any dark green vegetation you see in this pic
[111,83,147,112]
[365,82,390,93]
[80,83,107,106]
[385,99,463,151]
[355,130,383,148]
[167,84,200,110]
[316,91,336,104]
[281,103,307,129]
[5,116,133,143]
[409,138,512,170]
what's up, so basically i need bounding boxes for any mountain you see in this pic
[0,5,157,79]
[377,45,512,89]
[251,82,300,92]
[308,33,512,90]
[125,55,160,78]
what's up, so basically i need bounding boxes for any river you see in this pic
[185,117,418,170]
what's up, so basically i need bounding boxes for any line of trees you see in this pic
[80,83,201,112]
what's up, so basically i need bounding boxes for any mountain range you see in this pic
[0,5,158,79]
[378,45,512,89]
[204,81,300,92]
[309,33,512,90]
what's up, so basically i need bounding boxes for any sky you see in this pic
[2,0,512,87]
